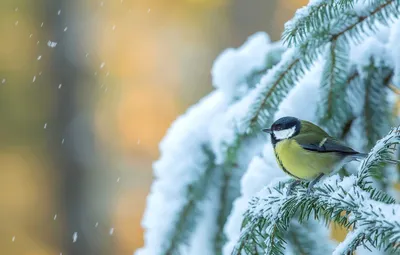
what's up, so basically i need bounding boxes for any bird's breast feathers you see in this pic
[274,139,341,180]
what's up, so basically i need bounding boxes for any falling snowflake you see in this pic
[72,232,78,243]
[47,41,57,48]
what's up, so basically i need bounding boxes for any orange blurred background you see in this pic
[0,0,307,254]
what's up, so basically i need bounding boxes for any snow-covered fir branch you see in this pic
[240,0,399,135]
[282,0,354,46]
[208,35,285,254]
[285,0,400,49]
[138,33,286,255]
[223,64,338,255]
[139,1,400,254]
[317,40,352,136]
[233,127,400,255]
[136,92,226,255]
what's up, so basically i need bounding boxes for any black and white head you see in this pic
[262,116,301,143]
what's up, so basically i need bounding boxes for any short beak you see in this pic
[262,128,272,133]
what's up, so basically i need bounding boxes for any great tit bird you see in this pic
[263,116,367,194]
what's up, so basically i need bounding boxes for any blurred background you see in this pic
[0,0,308,254]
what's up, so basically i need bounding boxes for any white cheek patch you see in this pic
[273,126,296,140]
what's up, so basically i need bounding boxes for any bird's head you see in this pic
[262,116,301,142]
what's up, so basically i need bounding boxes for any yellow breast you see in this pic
[274,139,340,180]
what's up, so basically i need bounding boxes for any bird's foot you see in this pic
[306,173,324,196]
[286,180,301,196]
[306,185,314,196]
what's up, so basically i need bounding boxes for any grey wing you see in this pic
[298,137,359,155]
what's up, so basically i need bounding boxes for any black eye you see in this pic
[275,125,282,130]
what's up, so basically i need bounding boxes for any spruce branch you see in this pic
[332,227,367,255]
[228,2,400,254]
[141,1,400,254]
[362,62,393,149]
[285,220,335,255]
[282,0,353,46]
[214,138,243,254]
[318,39,352,136]
[332,201,400,254]
[210,45,286,254]
[245,45,285,91]
[245,50,301,132]
[357,127,400,186]
[242,45,316,132]
[163,148,217,255]
[233,126,400,255]
[206,40,287,255]
[243,0,399,135]
[331,0,400,44]
[285,0,400,56]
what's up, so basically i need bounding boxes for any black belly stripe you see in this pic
[274,150,304,180]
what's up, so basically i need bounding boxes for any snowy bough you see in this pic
[137,1,400,255]
[233,127,400,255]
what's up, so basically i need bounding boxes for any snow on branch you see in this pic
[139,1,400,254]
[317,40,352,136]
[333,201,400,254]
[211,32,284,101]
[224,62,324,255]
[240,1,399,136]
[283,0,400,58]
[282,0,353,46]
[285,220,335,255]
[331,0,399,43]
[233,126,400,255]
[137,92,226,255]
[138,32,286,255]
[357,126,400,185]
